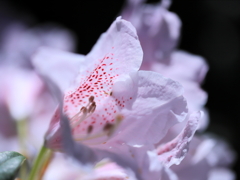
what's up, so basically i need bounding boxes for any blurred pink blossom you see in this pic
[44,154,138,180]
[0,19,76,154]
[171,136,236,180]
[0,68,56,152]
[0,67,43,120]
[0,23,76,68]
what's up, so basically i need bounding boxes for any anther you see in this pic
[88,102,96,113]
[82,107,87,114]
[80,106,86,111]
[89,96,94,102]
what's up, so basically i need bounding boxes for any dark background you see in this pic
[1,0,240,178]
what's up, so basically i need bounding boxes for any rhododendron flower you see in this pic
[44,154,138,180]
[122,0,181,63]
[121,1,235,179]
[43,153,177,180]
[171,136,236,180]
[42,111,200,180]
[32,17,201,179]
[0,67,43,120]
[33,17,188,149]
[0,66,55,153]
[0,16,76,154]
[121,0,208,131]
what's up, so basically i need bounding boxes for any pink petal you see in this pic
[61,17,143,140]
[161,167,178,180]
[83,162,137,180]
[36,17,143,148]
[122,0,181,62]
[141,50,209,131]
[208,168,235,180]
[170,135,236,180]
[95,142,162,180]
[1,23,75,68]
[157,111,201,167]
[1,23,75,54]
[0,66,43,120]
[33,47,84,92]
[112,71,188,145]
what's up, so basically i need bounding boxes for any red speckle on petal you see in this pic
[64,51,127,137]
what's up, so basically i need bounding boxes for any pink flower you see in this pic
[33,16,187,148]
[0,66,55,152]
[171,136,236,180]
[0,19,76,153]
[121,0,181,63]
[0,67,43,120]
[121,1,235,179]
[0,23,75,68]
[42,110,201,180]
[145,51,209,131]
[32,17,201,179]
[43,154,138,180]
[121,0,208,131]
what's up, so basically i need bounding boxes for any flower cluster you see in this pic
[0,1,235,180]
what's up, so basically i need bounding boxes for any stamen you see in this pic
[88,102,96,113]
[82,106,87,114]
[70,95,124,144]
[71,106,87,123]
[74,114,124,143]
[70,96,97,129]
[89,96,94,102]
[70,107,88,129]
[80,106,86,111]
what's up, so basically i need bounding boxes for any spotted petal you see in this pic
[157,111,201,167]
[33,17,143,147]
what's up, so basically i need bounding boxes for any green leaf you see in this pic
[0,151,26,180]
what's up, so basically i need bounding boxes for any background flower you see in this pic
[0,1,76,159]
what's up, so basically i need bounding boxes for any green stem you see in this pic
[16,119,28,179]
[27,146,53,180]
[16,119,28,156]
